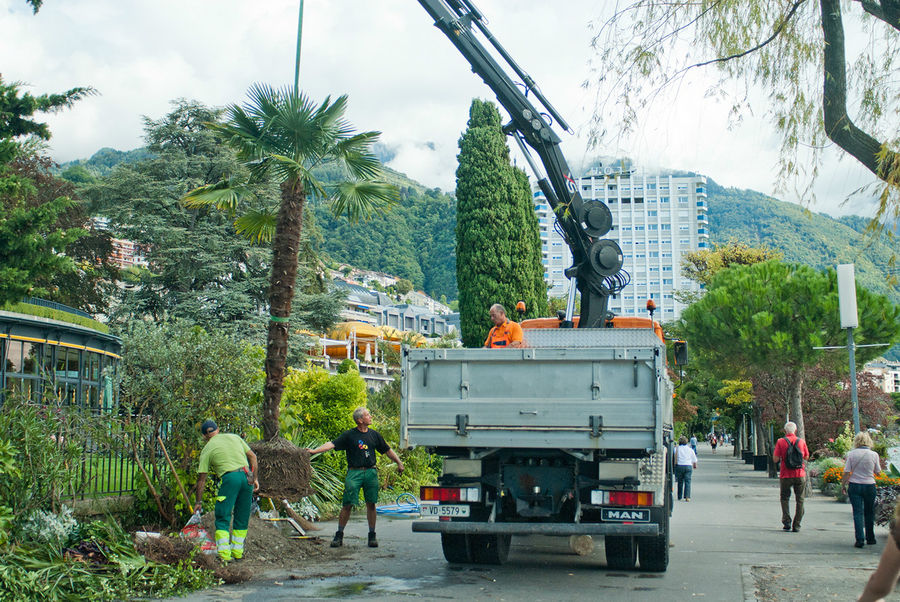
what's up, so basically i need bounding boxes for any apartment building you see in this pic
[864,359,900,394]
[535,166,709,321]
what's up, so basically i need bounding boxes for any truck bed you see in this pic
[401,329,673,451]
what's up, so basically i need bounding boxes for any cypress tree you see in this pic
[455,99,548,348]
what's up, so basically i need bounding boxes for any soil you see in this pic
[134,510,344,583]
[250,437,314,501]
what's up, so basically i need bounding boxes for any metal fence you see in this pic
[21,297,93,320]
[66,414,169,501]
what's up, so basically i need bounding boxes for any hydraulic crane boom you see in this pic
[417,0,629,327]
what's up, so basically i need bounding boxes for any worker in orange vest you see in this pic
[483,303,524,348]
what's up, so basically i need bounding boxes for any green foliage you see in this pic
[183,85,398,441]
[0,397,85,518]
[280,365,364,444]
[18,506,79,551]
[395,278,414,295]
[707,182,900,306]
[682,261,900,377]
[589,2,900,230]
[0,439,19,546]
[0,518,218,600]
[0,179,85,305]
[827,422,855,457]
[717,380,753,406]
[0,76,96,306]
[118,321,264,517]
[455,99,548,347]
[367,377,440,498]
[86,100,273,337]
[1,301,108,332]
[336,359,358,374]
[313,180,457,300]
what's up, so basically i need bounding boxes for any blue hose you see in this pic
[376,492,420,515]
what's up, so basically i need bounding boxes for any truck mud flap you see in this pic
[412,521,658,537]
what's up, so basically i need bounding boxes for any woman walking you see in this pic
[841,431,880,548]
[674,436,698,502]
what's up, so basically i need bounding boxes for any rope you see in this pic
[375,492,420,515]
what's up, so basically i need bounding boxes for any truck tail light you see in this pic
[420,486,480,502]
[592,490,654,506]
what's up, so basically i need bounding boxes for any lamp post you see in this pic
[837,264,860,434]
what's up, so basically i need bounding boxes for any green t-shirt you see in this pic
[197,433,251,477]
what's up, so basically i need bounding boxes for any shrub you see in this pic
[826,422,854,456]
[118,321,264,523]
[18,506,79,551]
[280,364,363,444]
[0,397,86,520]
[823,466,844,484]
[875,472,900,487]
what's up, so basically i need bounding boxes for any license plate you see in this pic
[420,504,470,517]
[601,508,650,522]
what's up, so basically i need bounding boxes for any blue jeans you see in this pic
[848,482,876,544]
[675,465,693,499]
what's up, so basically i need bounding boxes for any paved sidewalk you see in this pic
[676,443,887,600]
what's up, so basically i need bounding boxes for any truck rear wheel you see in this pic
[637,532,668,572]
[604,535,637,570]
[470,534,511,565]
[440,533,471,563]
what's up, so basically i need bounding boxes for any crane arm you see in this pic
[416,0,628,326]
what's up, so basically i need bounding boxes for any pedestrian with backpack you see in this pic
[772,421,810,532]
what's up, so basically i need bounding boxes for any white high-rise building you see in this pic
[534,167,709,321]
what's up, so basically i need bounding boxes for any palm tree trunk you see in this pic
[262,181,305,441]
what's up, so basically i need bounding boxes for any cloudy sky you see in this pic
[2,0,881,218]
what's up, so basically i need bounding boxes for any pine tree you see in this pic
[455,99,548,348]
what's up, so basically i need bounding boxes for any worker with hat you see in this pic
[193,420,259,562]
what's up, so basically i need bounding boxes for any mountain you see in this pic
[63,146,898,317]
[706,179,899,307]
[59,147,155,178]
[312,166,457,301]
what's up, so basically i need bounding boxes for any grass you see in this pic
[1,302,109,334]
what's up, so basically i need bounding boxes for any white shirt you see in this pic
[675,444,698,466]
[844,446,880,485]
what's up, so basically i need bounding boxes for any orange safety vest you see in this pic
[484,320,523,348]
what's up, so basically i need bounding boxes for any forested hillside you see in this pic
[706,179,899,306]
[312,168,457,301]
[65,147,898,313]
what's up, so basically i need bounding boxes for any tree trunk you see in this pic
[789,371,805,441]
[262,181,305,441]
[752,403,766,456]
[820,0,899,181]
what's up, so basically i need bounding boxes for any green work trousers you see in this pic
[214,470,252,560]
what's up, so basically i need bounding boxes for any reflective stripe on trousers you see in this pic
[214,529,231,560]
[231,528,248,558]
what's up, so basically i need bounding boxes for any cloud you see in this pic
[1,0,881,217]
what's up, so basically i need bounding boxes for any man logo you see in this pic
[601,509,650,522]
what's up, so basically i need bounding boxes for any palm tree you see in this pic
[184,84,397,440]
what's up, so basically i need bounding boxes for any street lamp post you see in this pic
[837,264,860,434]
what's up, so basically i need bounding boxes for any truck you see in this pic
[401,0,681,570]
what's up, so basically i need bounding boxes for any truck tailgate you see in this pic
[401,330,672,450]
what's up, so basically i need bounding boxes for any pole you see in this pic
[848,327,860,434]
[294,0,304,94]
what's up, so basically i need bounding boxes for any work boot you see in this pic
[368,532,378,548]
[330,531,343,548]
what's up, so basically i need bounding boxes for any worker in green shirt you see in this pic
[193,420,259,562]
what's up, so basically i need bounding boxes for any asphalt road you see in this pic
[173,444,893,601]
